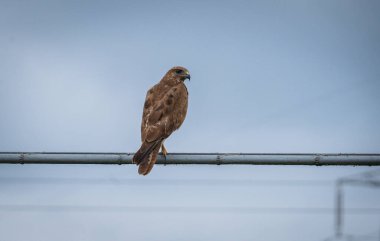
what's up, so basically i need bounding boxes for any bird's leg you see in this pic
[161,143,168,160]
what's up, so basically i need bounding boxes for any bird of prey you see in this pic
[133,66,190,175]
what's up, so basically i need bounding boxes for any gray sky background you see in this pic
[0,0,380,241]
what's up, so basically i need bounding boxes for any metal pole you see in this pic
[0,152,380,165]
[334,173,380,240]
[335,180,343,238]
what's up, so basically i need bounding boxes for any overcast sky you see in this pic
[0,1,380,241]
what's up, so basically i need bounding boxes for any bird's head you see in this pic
[164,66,191,84]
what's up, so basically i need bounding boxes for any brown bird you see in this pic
[133,66,190,175]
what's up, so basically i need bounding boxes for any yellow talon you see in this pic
[161,144,168,159]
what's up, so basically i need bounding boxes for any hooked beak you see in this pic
[184,70,191,81]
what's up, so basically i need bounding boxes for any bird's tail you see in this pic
[132,140,162,175]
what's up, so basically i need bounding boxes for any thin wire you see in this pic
[1,205,380,214]
[341,169,380,180]
[0,177,333,186]
[323,233,380,241]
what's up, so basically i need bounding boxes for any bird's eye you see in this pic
[175,69,183,74]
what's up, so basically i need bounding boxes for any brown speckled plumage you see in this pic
[132,66,190,175]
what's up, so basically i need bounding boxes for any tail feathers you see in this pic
[133,140,162,175]
[138,144,160,175]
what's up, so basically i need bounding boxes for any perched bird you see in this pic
[133,66,190,175]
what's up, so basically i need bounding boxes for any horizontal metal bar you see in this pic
[0,152,380,165]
